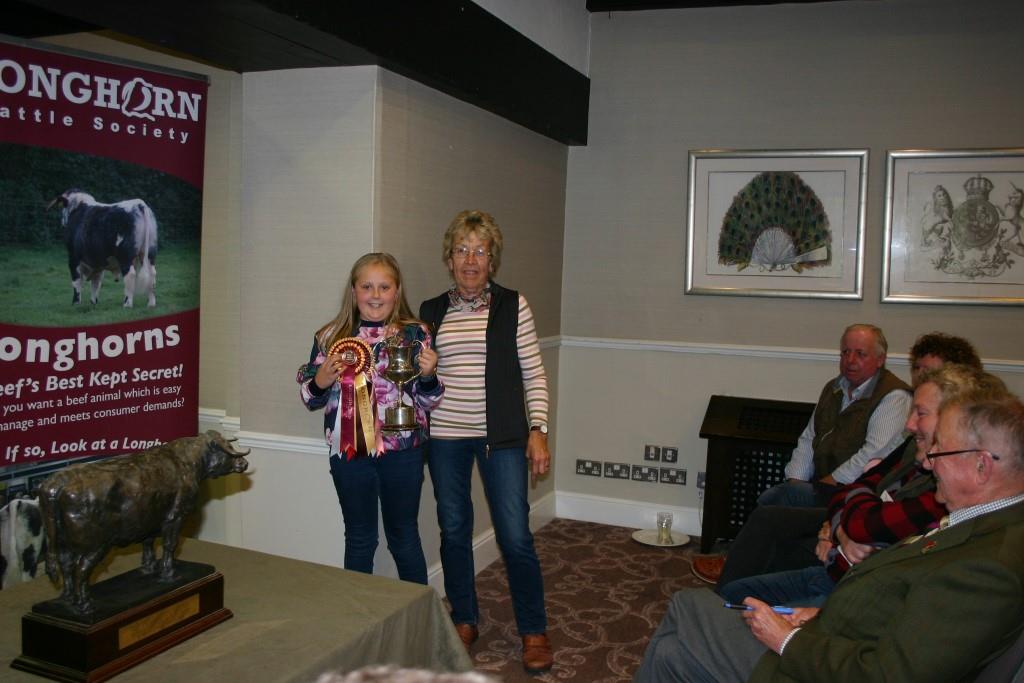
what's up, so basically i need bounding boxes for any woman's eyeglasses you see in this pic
[452,246,488,259]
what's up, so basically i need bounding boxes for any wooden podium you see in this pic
[12,562,231,683]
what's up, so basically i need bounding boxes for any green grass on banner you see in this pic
[0,243,200,327]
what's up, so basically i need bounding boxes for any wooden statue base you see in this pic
[11,561,231,682]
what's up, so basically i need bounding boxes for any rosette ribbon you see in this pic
[329,337,375,459]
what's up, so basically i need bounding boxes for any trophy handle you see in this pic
[370,333,399,376]
[409,339,425,384]
[371,338,386,363]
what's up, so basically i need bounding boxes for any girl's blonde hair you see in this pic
[316,253,420,352]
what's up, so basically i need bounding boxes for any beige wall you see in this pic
[553,343,1024,521]
[240,66,379,438]
[553,0,1024,532]
[374,70,568,560]
[42,0,1024,560]
[213,63,566,573]
[233,66,566,571]
[564,0,1023,357]
[376,70,568,336]
[31,34,568,578]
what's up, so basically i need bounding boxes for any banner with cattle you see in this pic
[0,37,207,515]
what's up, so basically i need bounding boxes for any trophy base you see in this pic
[381,406,418,433]
[12,562,231,683]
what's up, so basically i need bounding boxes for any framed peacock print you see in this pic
[686,149,867,299]
[882,148,1024,305]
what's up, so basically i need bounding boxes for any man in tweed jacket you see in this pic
[636,395,1024,683]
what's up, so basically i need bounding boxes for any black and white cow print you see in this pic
[0,497,46,589]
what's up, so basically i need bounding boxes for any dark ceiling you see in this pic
[3,0,590,145]
[3,0,866,146]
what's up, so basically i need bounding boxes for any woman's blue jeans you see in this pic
[427,437,547,635]
[329,445,428,585]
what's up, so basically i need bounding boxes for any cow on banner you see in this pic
[48,189,159,308]
[0,497,47,588]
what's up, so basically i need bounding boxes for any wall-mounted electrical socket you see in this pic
[696,471,707,489]
[604,462,631,479]
[662,447,679,463]
[660,467,686,485]
[576,459,602,477]
[631,465,659,482]
[643,444,661,461]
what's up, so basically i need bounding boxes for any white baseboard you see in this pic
[555,491,701,538]
[197,408,240,437]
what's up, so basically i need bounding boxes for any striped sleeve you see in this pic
[516,295,549,427]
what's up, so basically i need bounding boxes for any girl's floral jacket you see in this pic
[297,322,443,456]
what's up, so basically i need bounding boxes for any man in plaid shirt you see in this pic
[720,364,1006,606]
[695,331,984,587]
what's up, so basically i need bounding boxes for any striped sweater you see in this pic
[430,293,548,439]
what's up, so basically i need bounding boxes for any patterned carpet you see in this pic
[465,518,706,682]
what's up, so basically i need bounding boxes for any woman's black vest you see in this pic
[419,281,529,449]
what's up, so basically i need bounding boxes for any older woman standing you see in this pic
[419,210,553,674]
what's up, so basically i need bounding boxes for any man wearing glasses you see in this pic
[717,364,1006,608]
[636,393,1024,682]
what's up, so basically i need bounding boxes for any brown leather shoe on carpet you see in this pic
[522,633,553,673]
[691,554,725,584]
[454,623,479,650]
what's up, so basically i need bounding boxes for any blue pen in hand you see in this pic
[723,602,795,615]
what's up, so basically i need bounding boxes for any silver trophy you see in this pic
[374,335,424,432]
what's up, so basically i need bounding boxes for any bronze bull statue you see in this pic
[38,431,249,613]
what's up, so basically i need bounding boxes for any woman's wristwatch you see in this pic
[530,424,548,434]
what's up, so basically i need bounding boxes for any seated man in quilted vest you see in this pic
[759,323,911,508]
[693,331,981,588]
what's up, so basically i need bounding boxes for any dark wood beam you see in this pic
[4,0,590,145]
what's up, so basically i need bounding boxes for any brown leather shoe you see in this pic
[454,623,478,651]
[522,633,553,673]
[691,554,726,584]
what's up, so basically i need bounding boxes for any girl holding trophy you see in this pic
[297,252,441,584]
